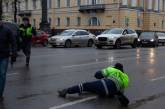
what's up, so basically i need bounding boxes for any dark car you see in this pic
[138,32,158,47]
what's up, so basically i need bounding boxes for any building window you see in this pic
[77,17,81,26]
[92,0,97,5]
[131,0,137,7]
[137,11,141,27]
[25,0,28,10]
[77,0,81,6]
[122,0,128,6]
[66,17,70,26]
[66,0,70,7]
[163,0,165,11]
[48,0,52,9]
[139,0,144,8]
[89,17,100,26]
[33,0,37,10]
[148,0,153,10]
[162,20,164,29]
[56,17,60,26]
[56,0,60,8]
[125,16,129,27]
[49,18,52,25]
[33,19,36,27]
[154,0,159,11]
[5,2,9,12]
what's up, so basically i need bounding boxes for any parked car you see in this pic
[157,32,165,46]
[95,28,138,49]
[32,31,49,46]
[48,29,95,48]
[138,32,158,47]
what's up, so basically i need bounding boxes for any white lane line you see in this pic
[62,61,110,68]
[62,57,136,69]
[150,76,165,82]
[7,73,19,76]
[49,96,97,109]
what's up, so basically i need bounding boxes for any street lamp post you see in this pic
[40,0,50,32]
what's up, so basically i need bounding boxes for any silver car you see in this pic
[95,28,138,49]
[48,29,95,48]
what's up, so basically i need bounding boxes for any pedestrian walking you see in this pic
[19,17,36,67]
[58,63,130,107]
[0,21,17,101]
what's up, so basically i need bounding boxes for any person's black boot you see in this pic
[26,57,30,67]
[0,96,4,102]
[58,89,68,98]
[117,93,130,107]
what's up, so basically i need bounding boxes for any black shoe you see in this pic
[26,63,29,67]
[58,89,67,98]
[0,96,4,102]
[117,93,130,107]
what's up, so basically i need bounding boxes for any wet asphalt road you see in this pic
[1,46,165,109]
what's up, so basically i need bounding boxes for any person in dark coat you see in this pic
[0,21,17,101]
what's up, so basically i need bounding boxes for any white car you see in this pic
[48,29,95,48]
[157,32,165,46]
[95,28,138,49]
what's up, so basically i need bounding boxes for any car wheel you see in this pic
[96,45,102,49]
[65,40,72,48]
[52,45,57,48]
[131,40,137,48]
[87,40,93,47]
[114,40,121,49]
[43,40,48,47]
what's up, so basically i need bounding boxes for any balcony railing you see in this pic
[79,4,105,12]
[18,10,31,16]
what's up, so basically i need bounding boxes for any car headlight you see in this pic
[150,39,154,42]
[138,38,141,41]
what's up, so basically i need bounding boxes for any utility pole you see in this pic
[40,0,50,32]
[14,0,17,23]
[0,0,2,20]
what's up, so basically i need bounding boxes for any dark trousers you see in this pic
[22,40,31,63]
[67,79,118,96]
[0,58,9,96]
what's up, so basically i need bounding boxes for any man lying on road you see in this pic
[58,63,130,107]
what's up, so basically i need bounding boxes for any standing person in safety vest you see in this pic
[58,63,130,107]
[19,17,36,67]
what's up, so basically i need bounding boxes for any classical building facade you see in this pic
[2,0,165,34]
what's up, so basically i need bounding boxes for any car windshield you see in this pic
[157,33,165,37]
[102,28,123,34]
[140,32,155,39]
[60,31,74,36]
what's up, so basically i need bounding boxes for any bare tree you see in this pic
[0,0,2,20]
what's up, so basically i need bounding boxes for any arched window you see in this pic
[89,17,100,26]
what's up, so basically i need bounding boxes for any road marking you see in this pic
[150,76,165,82]
[63,61,110,68]
[49,96,97,109]
[7,73,19,76]
[63,57,136,69]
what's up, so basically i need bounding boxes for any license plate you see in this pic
[142,41,148,44]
